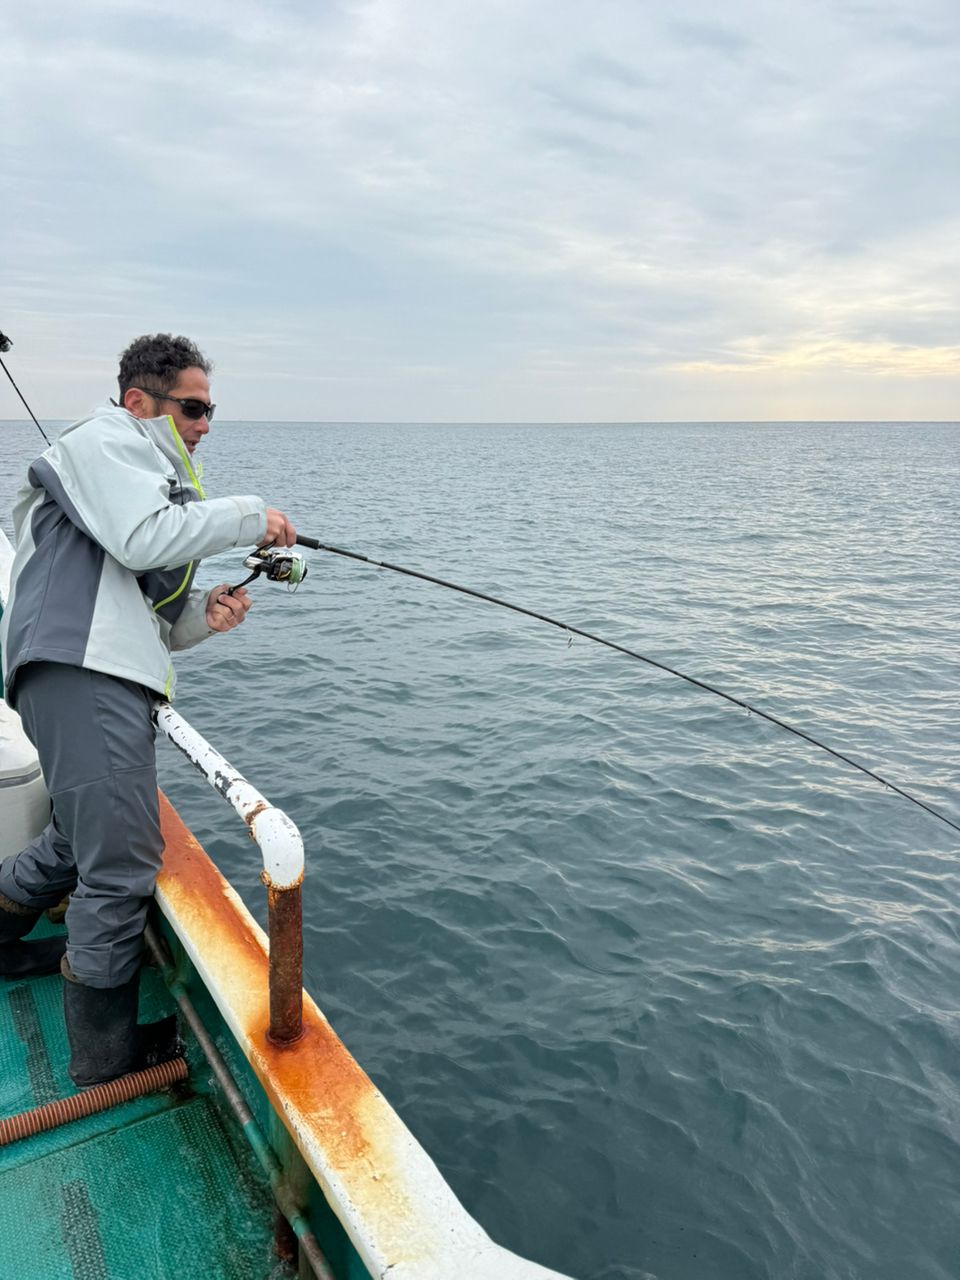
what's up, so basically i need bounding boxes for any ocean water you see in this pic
[2,418,959,1280]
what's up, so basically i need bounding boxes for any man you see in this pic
[0,333,296,1086]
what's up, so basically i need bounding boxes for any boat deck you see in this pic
[0,920,284,1280]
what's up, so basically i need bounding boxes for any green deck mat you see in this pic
[0,925,285,1280]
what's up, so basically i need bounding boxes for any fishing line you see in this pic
[0,333,51,445]
[295,535,960,838]
[1,323,951,836]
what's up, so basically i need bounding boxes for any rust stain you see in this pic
[266,884,294,911]
[158,792,268,974]
[156,791,408,1221]
[244,798,270,828]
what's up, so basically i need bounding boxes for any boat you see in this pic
[0,525,573,1280]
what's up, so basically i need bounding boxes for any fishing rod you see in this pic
[2,326,953,837]
[0,332,51,444]
[267,534,957,839]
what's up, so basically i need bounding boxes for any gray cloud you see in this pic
[1,0,958,420]
[667,20,753,56]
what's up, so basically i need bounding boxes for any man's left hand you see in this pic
[206,584,252,632]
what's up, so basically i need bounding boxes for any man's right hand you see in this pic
[262,508,297,547]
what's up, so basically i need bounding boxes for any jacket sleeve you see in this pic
[31,418,267,572]
[168,588,216,650]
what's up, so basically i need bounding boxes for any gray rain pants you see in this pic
[0,661,163,988]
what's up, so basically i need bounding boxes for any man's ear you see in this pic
[123,387,150,418]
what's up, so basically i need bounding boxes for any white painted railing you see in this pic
[153,702,304,890]
[152,700,306,1044]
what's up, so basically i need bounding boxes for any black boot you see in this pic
[62,960,183,1088]
[0,891,66,978]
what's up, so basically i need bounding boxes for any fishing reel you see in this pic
[229,546,308,594]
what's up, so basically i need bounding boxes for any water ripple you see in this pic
[5,420,959,1280]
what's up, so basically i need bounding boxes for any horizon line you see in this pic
[1,417,959,427]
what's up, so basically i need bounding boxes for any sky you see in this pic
[2,0,958,422]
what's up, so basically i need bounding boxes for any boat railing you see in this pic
[152,701,305,1046]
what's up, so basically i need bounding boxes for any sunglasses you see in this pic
[138,389,216,422]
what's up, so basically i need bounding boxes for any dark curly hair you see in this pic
[118,334,213,401]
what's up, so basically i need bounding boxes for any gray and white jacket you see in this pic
[0,404,267,704]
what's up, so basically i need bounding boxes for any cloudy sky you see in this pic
[2,0,958,421]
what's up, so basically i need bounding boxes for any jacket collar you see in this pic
[102,404,205,494]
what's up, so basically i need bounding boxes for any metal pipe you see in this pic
[144,924,335,1280]
[153,702,305,1044]
[266,882,304,1045]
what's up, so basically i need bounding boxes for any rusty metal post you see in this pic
[266,881,304,1045]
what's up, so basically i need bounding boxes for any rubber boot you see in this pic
[61,959,183,1088]
[0,891,66,978]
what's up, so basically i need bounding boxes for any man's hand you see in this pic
[206,584,252,632]
[262,508,297,547]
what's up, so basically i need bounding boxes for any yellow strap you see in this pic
[167,417,206,500]
[152,561,194,613]
[153,418,206,612]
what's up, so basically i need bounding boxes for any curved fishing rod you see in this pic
[0,331,952,838]
[295,535,960,838]
[0,332,51,444]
